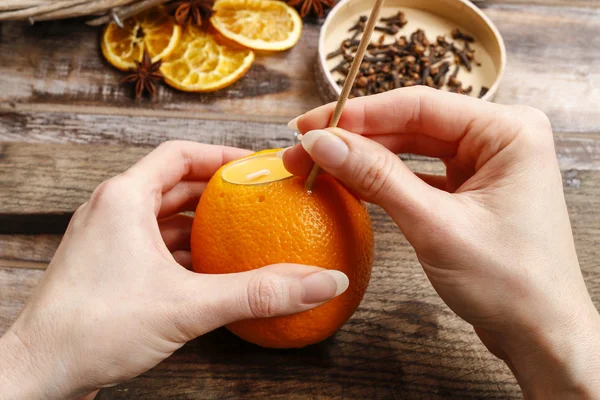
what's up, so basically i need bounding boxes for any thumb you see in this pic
[178,264,349,337]
[287,127,442,227]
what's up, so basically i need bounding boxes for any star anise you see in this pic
[287,0,334,18]
[171,0,214,26]
[120,50,163,99]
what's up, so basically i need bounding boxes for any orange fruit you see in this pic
[101,6,181,71]
[191,150,374,348]
[210,0,302,51]
[160,24,255,92]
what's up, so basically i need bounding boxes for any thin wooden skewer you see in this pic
[305,0,386,191]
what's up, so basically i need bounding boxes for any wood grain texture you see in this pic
[481,4,600,134]
[3,110,600,167]
[2,135,600,232]
[0,142,154,232]
[0,267,42,333]
[0,4,599,132]
[0,234,61,267]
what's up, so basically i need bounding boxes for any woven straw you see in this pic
[0,0,171,25]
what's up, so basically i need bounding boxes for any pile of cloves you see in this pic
[327,12,489,98]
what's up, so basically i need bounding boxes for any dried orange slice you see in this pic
[160,25,255,92]
[210,0,302,52]
[101,6,181,71]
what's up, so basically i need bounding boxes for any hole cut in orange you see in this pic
[222,152,293,185]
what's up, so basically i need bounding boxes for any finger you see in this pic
[177,265,349,337]
[284,127,450,228]
[172,250,193,270]
[127,141,250,195]
[158,181,207,218]
[283,132,457,177]
[291,86,501,141]
[280,144,314,178]
[369,132,458,159]
[158,214,193,252]
[289,87,526,172]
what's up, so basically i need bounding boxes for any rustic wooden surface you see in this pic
[1,1,600,398]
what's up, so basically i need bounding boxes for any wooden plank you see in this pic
[0,267,43,332]
[3,110,600,169]
[0,110,294,148]
[482,4,600,134]
[0,5,599,133]
[0,108,598,156]
[2,139,600,233]
[0,259,47,270]
[0,142,153,233]
[0,234,61,266]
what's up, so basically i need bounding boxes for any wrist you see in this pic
[0,329,49,399]
[502,306,600,399]
[0,323,78,400]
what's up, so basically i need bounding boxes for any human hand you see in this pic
[283,87,600,398]
[0,141,349,400]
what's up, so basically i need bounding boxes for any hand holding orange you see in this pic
[191,150,374,348]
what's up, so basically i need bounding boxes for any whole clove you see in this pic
[348,16,367,40]
[326,48,344,60]
[451,28,475,43]
[454,48,472,71]
[329,14,485,98]
[433,62,451,87]
[349,15,367,32]
[374,25,399,35]
[381,11,408,28]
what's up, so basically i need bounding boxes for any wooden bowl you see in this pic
[315,0,506,102]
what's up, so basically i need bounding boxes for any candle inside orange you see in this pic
[222,152,292,184]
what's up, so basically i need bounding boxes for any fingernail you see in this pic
[275,147,292,159]
[301,270,349,304]
[301,130,349,168]
[287,115,302,131]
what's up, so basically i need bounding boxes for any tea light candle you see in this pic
[222,153,293,185]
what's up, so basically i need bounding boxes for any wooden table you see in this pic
[1,1,599,398]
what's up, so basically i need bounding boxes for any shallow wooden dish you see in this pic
[316,0,506,103]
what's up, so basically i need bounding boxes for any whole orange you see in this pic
[191,150,374,348]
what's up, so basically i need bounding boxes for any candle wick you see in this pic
[246,169,270,181]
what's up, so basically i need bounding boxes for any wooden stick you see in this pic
[0,0,90,20]
[86,0,170,26]
[35,0,132,21]
[305,0,386,191]
[0,0,144,21]
[0,0,46,12]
